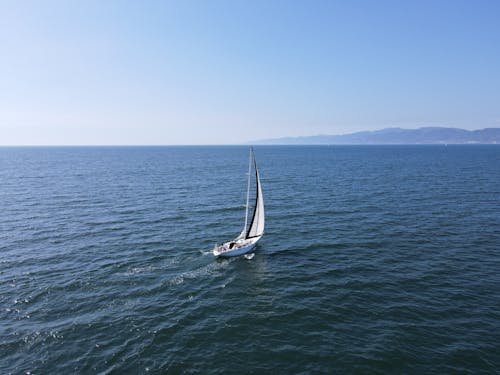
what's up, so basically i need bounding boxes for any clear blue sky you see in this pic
[1,0,499,145]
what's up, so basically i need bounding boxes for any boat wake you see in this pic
[167,258,236,287]
[244,253,255,260]
[199,249,213,256]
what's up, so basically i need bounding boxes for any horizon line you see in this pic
[1,143,499,147]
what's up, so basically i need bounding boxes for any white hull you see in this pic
[213,236,262,258]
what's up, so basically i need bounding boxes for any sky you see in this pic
[1,0,499,145]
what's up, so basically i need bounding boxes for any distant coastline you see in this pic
[253,127,500,145]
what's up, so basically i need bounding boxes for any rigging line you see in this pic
[243,147,252,235]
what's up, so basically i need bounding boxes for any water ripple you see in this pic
[1,146,499,374]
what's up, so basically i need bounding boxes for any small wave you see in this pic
[219,276,235,288]
[193,205,245,215]
[169,275,185,286]
[14,298,31,305]
[126,266,157,275]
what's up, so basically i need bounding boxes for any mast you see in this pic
[243,148,252,235]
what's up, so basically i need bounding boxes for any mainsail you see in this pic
[246,150,265,239]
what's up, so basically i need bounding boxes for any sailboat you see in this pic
[213,148,265,257]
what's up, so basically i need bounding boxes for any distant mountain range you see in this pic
[254,127,500,145]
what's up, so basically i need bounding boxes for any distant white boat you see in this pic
[213,148,264,257]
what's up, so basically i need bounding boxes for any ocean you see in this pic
[1,145,499,374]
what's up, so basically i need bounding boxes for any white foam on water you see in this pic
[199,249,213,256]
[169,275,184,286]
[126,266,157,275]
[219,276,235,289]
[244,253,255,260]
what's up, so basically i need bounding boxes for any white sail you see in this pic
[246,152,265,238]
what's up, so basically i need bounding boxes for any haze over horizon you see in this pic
[1,1,499,145]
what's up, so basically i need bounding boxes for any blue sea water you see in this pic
[1,145,499,374]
